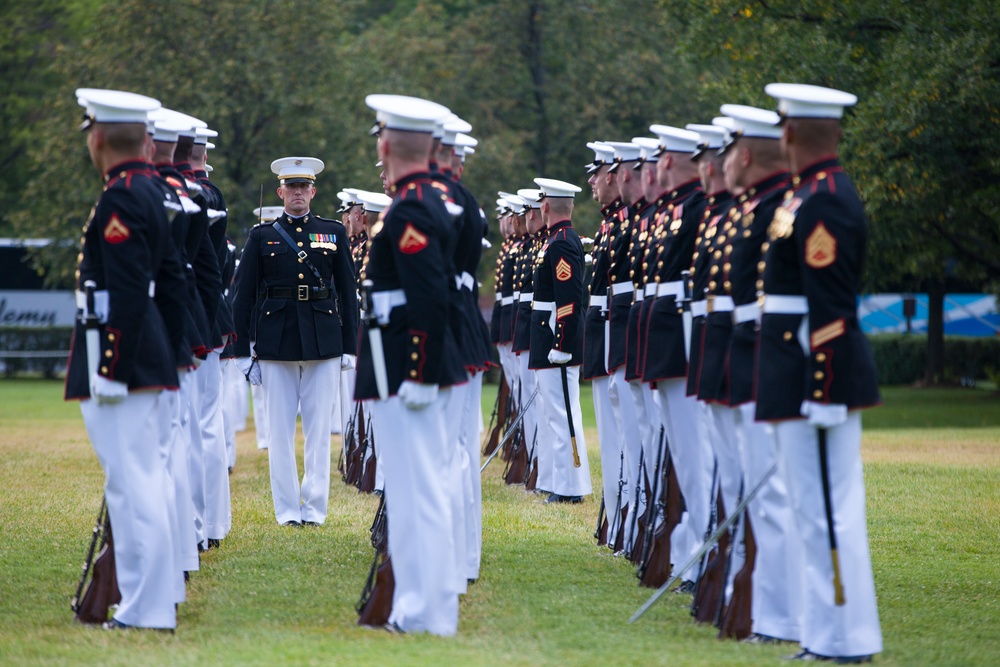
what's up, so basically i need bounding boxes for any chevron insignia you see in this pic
[103,214,130,244]
[555,257,572,281]
[556,303,574,319]
[805,222,837,268]
[399,223,428,254]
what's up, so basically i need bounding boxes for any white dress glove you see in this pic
[398,381,438,410]
[341,354,356,370]
[236,357,261,385]
[548,349,573,365]
[90,374,128,405]
[800,401,848,429]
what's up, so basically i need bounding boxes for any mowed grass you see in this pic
[0,378,998,666]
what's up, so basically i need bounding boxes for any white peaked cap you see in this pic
[648,125,700,154]
[366,94,451,135]
[76,88,160,130]
[358,190,392,213]
[441,117,473,146]
[503,194,526,214]
[533,177,582,199]
[765,83,858,119]
[631,137,661,163]
[270,157,324,183]
[686,124,729,149]
[253,206,285,222]
[719,104,783,139]
[205,141,216,150]
[517,188,544,209]
[337,189,363,206]
[605,141,641,173]
[151,119,190,143]
[586,141,615,173]
[149,108,207,137]
[194,127,218,145]
[205,164,213,172]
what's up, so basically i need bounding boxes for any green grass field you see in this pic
[0,379,998,666]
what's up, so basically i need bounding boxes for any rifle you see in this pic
[713,481,747,630]
[524,425,539,491]
[611,449,628,553]
[480,387,538,473]
[594,495,607,545]
[629,462,777,623]
[339,402,360,480]
[626,450,646,561]
[71,497,105,615]
[637,427,665,572]
[719,502,756,639]
[502,421,528,485]
[639,451,683,589]
[356,494,394,627]
[358,413,377,494]
[482,370,509,457]
[72,500,121,624]
[692,488,729,624]
[345,403,366,487]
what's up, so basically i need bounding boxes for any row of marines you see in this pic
[490,83,882,663]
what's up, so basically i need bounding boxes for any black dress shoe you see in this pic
[834,657,873,665]
[785,649,833,662]
[544,493,583,504]
[282,520,302,527]
[207,538,221,549]
[102,618,133,631]
[743,633,788,645]
[303,521,321,527]
[673,580,696,595]
[383,621,405,634]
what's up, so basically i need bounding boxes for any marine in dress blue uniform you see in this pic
[68,89,188,631]
[756,83,882,663]
[527,178,592,503]
[232,157,358,527]
[355,95,466,636]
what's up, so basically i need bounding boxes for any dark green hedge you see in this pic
[868,334,1000,385]
[0,327,72,378]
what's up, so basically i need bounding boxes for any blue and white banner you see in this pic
[859,293,999,336]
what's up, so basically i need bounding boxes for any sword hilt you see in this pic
[360,279,378,328]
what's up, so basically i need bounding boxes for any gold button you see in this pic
[756,280,764,289]
[298,273,304,279]
[816,352,827,362]
[757,261,766,272]
[296,227,302,232]
[709,280,717,290]
[77,253,84,262]
[723,281,732,291]
[119,171,126,179]
[785,190,795,200]
[411,352,418,360]
[657,261,663,268]
[104,350,112,358]
[630,270,635,278]
[723,222,732,232]
[409,370,418,378]
[713,250,722,260]
[792,176,801,187]
[328,310,333,314]
[815,371,824,380]
[108,334,115,342]
[297,242,303,247]
[298,258,304,264]
[783,331,793,341]
[412,336,420,344]
[761,242,770,252]
[723,262,731,272]
[709,266,718,276]
[813,390,823,399]
[271,253,276,257]
[743,229,751,238]
[266,311,271,315]
[724,246,732,255]
[100,366,108,374]
[817,171,827,180]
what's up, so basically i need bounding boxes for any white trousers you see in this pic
[444,381,469,595]
[82,392,176,629]
[656,379,713,577]
[168,372,199,573]
[185,369,206,548]
[734,402,801,642]
[775,415,882,658]
[592,376,623,544]
[535,365,592,498]
[460,371,484,580]
[609,368,640,551]
[251,382,269,450]
[709,402,745,596]
[221,357,243,468]
[374,390,460,636]
[197,351,231,540]
[517,353,542,490]
[260,358,339,525]
[157,388,185,604]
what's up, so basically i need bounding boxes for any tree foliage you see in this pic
[4,0,999,301]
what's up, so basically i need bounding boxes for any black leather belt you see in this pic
[265,285,330,301]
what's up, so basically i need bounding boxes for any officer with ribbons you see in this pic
[232,157,358,527]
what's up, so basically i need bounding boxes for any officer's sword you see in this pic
[629,462,777,623]
[82,280,100,384]
[560,366,581,468]
[360,280,389,400]
[680,269,692,361]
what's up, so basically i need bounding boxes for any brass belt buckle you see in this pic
[297,285,309,301]
[706,294,716,314]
